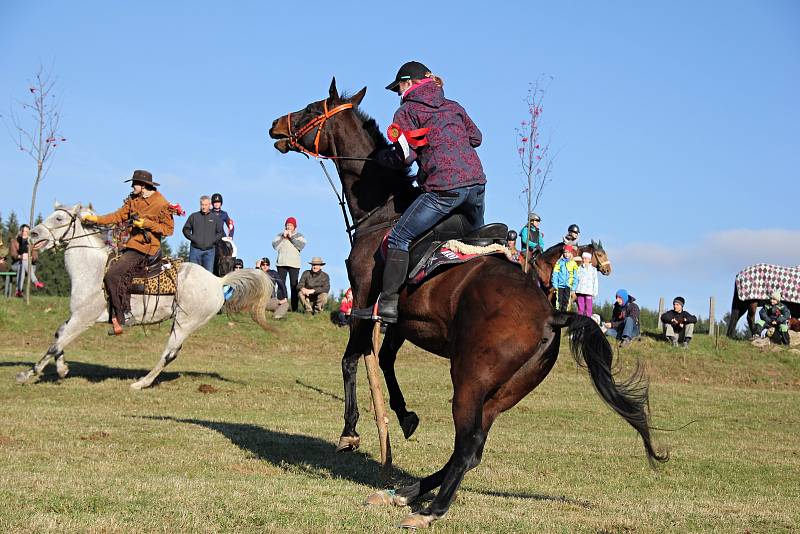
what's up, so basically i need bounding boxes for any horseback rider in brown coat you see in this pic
[82,170,174,335]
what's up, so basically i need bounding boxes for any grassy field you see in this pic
[1,297,799,533]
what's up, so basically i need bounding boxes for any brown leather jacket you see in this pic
[95,191,174,256]
[9,236,39,264]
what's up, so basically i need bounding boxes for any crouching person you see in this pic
[298,257,330,315]
[660,296,697,348]
[258,258,289,320]
[603,289,640,347]
[756,291,792,345]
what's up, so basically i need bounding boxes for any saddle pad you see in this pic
[735,263,800,303]
[410,240,517,285]
[131,259,183,296]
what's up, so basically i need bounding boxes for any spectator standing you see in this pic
[660,296,697,348]
[210,193,235,237]
[604,289,640,347]
[183,195,224,272]
[756,291,792,345]
[298,257,330,315]
[10,224,43,297]
[272,216,306,312]
[551,244,579,311]
[258,257,289,320]
[563,224,580,247]
[519,212,544,259]
[575,251,598,317]
[337,288,354,326]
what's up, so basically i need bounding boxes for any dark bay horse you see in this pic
[269,79,666,528]
[526,241,612,301]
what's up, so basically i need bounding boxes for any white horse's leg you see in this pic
[17,296,106,383]
[131,268,222,390]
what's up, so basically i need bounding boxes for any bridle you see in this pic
[286,100,355,159]
[36,208,105,249]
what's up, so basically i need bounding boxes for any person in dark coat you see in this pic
[356,60,487,323]
[183,195,224,273]
[660,296,697,348]
[603,289,640,347]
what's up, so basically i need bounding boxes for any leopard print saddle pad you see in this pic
[106,253,183,296]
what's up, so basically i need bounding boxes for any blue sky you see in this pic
[1,1,799,323]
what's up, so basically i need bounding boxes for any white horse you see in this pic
[19,202,273,389]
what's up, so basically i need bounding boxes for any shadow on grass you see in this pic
[140,415,413,487]
[295,379,345,402]
[476,490,592,508]
[1,360,240,386]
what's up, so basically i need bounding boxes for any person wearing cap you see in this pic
[519,212,545,259]
[551,245,580,311]
[258,257,289,320]
[81,170,174,335]
[183,195,224,273]
[660,297,697,348]
[357,60,487,323]
[272,217,306,312]
[563,224,580,247]
[755,291,791,345]
[575,251,599,317]
[604,289,641,347]
[297,257,330,315]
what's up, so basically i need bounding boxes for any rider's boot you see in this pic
[353,249,409,323]
[108,317,124,336]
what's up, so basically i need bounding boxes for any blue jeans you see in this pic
[388,184,485,251]
[606,317,639,340]
[189,247,215,272]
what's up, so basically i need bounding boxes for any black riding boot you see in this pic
[353,249,409,323]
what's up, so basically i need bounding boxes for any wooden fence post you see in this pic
[709,296,715,337]
[657,297,664,331]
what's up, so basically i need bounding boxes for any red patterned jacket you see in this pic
[382,79,486,192]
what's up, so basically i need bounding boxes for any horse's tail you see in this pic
[220,269,274,332]
[550,311,669,467]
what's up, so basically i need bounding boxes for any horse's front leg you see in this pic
[17,296,105,384]
[337,320,373,452]
[378,326,419,439]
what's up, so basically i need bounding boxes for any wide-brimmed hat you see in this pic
[309,257,326,266]
[124,169,159,187]
[386,61,430,91]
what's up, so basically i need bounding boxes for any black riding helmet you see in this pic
[211,193,223,204]
[507,230,518,242]
[568,224,580,234]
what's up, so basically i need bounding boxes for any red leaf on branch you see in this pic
[521,137,528,142]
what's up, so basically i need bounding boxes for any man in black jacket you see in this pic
[660,296,697,348]
[183,195,224,272]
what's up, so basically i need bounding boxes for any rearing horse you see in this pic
[269,79,666,529]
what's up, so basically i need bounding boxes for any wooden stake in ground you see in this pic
[362,321,392,477]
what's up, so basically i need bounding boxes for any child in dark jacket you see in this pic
[756,291,792,345]
[604,289,640,347]
[357,61,487,323]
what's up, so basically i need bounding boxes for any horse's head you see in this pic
[269,77,366,157]
[589,240,612,275]
[29,202,92,251]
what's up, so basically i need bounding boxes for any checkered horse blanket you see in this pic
[735,264,800,303]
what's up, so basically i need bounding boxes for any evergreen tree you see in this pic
[160,238,174,257]
[177,241,190,261]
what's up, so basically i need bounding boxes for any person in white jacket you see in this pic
[575,252,598,317]
[271,216,307,312]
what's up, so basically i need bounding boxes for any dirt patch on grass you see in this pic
[80,431,110,441]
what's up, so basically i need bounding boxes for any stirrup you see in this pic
[351,301,397,324]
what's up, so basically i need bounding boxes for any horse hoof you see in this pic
[400,412,419,439]
[15,371,33,384]
[130,381,146,391]
[335,435,361,452]
[364,489,400,506]
[56,365,70,379]
[398,513,434,529]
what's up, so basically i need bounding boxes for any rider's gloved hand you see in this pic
[82,214,98,224]
[133,218,146,229]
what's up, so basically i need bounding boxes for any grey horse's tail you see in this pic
[220,269,274,332]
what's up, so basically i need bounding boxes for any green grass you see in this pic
[1,297,798,533]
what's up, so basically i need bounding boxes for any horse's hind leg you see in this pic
[378,326,419,439]
[130,318,190,390]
